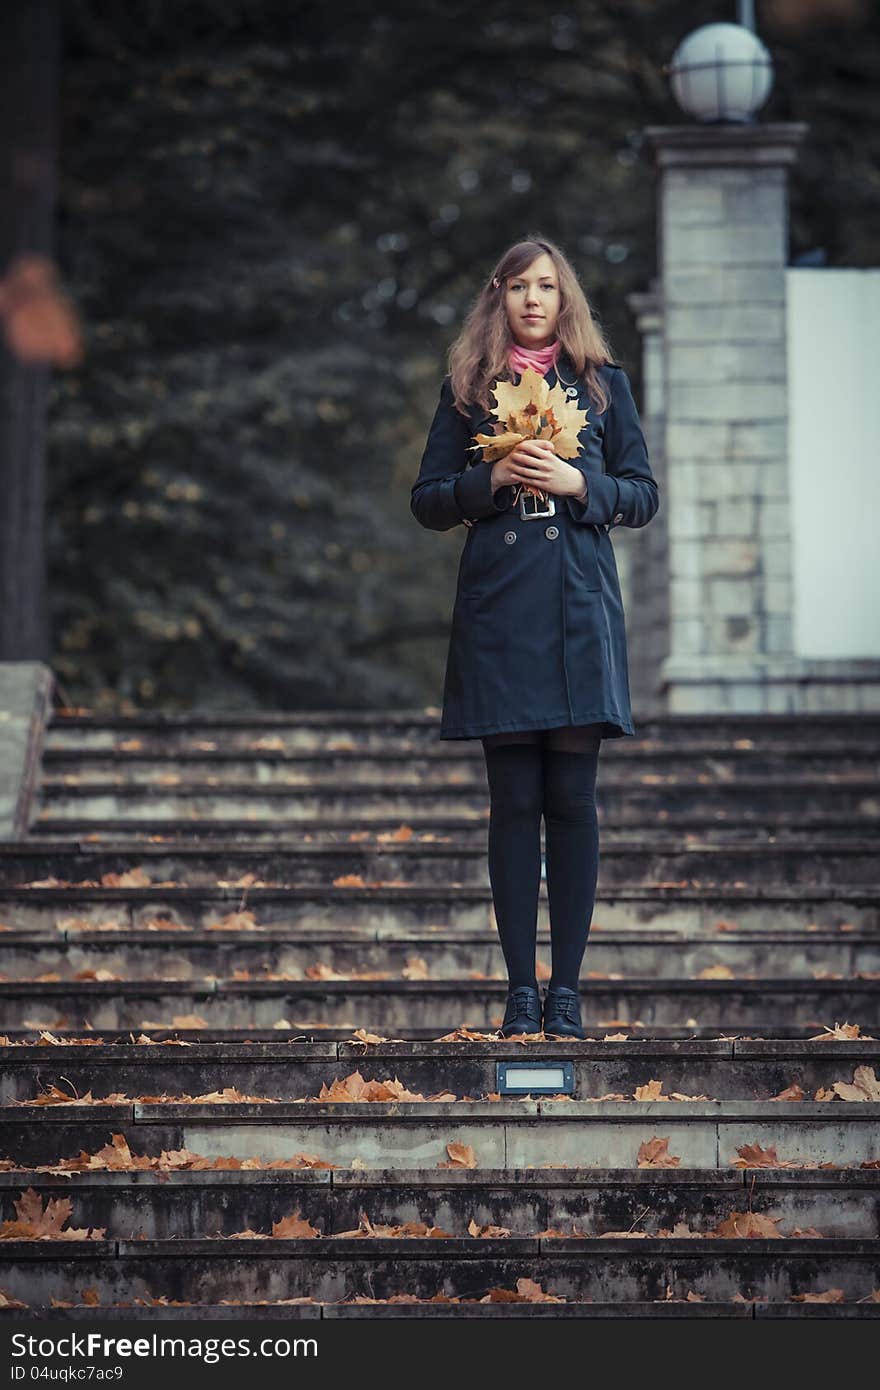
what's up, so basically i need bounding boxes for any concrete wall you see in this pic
[787,267,880,660]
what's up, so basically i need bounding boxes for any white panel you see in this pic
[787,269,880,658]
[502,1067,567,1090]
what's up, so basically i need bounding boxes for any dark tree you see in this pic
[0,0,61,661]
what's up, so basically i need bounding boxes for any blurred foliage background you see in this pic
[50,0,879,711]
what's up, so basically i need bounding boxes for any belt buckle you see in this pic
[519,489,556,521]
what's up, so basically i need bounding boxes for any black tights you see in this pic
[481,725,601,992]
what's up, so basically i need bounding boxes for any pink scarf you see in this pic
[508,336,561,378]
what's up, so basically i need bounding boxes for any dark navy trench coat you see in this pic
[410,351,660,741]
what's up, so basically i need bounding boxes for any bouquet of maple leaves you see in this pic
[468,367,589,508]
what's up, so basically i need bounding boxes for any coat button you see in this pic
[613,512,623,523]
[504,530,517,545]
[545,525,559,540]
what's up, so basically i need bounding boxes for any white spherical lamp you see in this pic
[669,22,774,123]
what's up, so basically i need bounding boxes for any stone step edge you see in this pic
[1,1236,876,1259]
[41,739,880,761]
[2,1302,874,1320]
[4,885,876,902]
[4,1040,878,1059]
[33,776,880,794]
[45,711,880,727]
[4,1100,880,1121]
[36,759,880,777]
[5,927,874,945]
[31,815,880,831]
[0,1167,875,1189]
[0,1027,844,1041]
[28,813,880,832]
[10,839,880,857]
[2,979,876,997]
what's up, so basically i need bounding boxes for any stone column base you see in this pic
[0,661,55,839]
[658,655,880,715]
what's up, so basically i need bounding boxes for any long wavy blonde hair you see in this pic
[447,235,616,419]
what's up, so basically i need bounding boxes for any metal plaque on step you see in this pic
[496,1060,575,1095]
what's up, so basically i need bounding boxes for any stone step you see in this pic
[24,813,878,841]
[38,741,880,780]
[1,1168,877,1240]
[3,1023,847,1042]
[2,927,876,980]
[19,710,880,1321]
[32,776,880,824]
[7,838,880,887]
[1,884,876,935]
[43,709,880,749]
[2,1236,879,1310]
[10,820,880,881]
[3,1101,880,1171]
[1,975,877,1030]
[2,1039,878,1104]
[3,1301,875,1320]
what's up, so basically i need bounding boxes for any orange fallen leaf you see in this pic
[0,1189,105,1241]
[809,1021,873,1041]
[468,1217,511,1239]
[771,1083,805,1101]
[480,1278,565,1303]
[637,1137,681,1169]
[270,1210,321,1239]
[438,1142,477,1169]
[832,1066,880,1102]
[633,1079,667,1102]
[713,1210,783,1239]
[402,956,430,980]
[731,1143,782,1168]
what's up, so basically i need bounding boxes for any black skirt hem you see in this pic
[438,713,634,741]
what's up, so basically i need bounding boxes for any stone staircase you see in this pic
[0,709,878,1319]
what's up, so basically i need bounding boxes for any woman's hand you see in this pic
[491,439,585,498]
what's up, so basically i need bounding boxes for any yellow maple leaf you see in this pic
[471,367,590,467]
[471,428,526,464]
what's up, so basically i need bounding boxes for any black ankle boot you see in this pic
[498,985,542,1037]
[543,985,586,1039]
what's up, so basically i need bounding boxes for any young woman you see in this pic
[411,237,659,1039]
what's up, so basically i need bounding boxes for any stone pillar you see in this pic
[642,122,810,714]
[0,661,54,839]
[623,280,668,716]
